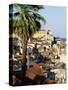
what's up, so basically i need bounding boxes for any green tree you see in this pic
[9,4,45,62]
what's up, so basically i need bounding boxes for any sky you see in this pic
[9,5,66,39]
[39,6,66,38]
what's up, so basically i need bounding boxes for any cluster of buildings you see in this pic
[9,29,66,55]
[28,30,54,52]
[9,29,66,84]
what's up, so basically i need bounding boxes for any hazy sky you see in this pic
[39,6,66,38]
[10,5,66,38]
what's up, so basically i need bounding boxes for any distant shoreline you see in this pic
[59,38,66,41]
[54,36,66,41]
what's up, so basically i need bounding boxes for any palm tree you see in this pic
[9,4,46,62]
